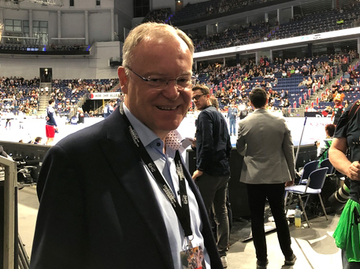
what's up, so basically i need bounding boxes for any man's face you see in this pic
[119,35,193,139]
[192,89,208,111]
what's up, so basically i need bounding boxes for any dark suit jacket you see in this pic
[30,106,222,269]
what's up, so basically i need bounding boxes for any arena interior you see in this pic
[1,0,359,268]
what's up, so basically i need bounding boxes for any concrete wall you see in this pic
[114,0,132,42]
[0,41,120,79]
[0,0,119,44]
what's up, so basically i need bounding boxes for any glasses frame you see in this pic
[192,94,205,101]
[125,66,192,89]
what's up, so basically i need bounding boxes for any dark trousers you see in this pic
[246,183,293,262]
[196,172,230,256]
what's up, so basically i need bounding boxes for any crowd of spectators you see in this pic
[192,21,271,52]
[171,0,279,25]
[0,51,357,120]
[0,76,119,118]
[0,76,40,116]
[267,2,360,41]
[193,52,357,116]
[169,0,360,53]
[48,44,87,52]
[205,0,276,16]
[319,51,360,106]
[0,43,88,52]
[142,8,172,24]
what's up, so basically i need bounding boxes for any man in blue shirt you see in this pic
[103,99,115,118]
[227,101,238,136]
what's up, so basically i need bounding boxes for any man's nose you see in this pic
[162,80,181,100]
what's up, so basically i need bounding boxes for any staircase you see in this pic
[38,82,52,115]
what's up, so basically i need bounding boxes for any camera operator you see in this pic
[329,104,360,268]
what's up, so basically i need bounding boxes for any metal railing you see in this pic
[1,156,17,269]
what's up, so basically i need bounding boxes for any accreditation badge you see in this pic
[180,246,206,269]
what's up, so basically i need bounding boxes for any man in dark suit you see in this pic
[30,22,222,269]
[192,84,232,268]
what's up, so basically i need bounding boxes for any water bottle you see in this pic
[295,205,301,228]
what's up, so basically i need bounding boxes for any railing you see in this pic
[1,156,18,269]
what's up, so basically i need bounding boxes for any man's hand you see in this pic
[285,180,294,187]
[192,170,203,180]
[347,161,360,181]
[189,138,196,149]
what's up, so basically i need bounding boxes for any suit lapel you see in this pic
[97,108,174,268]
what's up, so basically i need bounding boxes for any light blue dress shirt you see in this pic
[123,104,211,269]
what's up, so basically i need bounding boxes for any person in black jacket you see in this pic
[192,84,232,268]
[30,22,222,269]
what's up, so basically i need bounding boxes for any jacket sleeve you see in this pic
[30,145,86,269]
[196,112,214,172]
[282,120,296,180]
[236,121,247,156]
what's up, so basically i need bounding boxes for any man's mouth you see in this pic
[157,106,178,111]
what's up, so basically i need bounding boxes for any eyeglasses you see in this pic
[192,94,205,101]
[125,66,193,89]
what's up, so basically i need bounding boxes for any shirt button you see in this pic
[156,142,161,147]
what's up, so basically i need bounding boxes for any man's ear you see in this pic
[118,66,129,94]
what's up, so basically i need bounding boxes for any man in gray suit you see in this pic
[236,87,296,269]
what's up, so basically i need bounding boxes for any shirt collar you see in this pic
[123,104,158,148]
[122,104,183,153]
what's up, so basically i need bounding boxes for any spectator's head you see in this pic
[325,124,335,137]
[34,137,42,144]
[192,84,210,111]
[118,22,193,140]
[209,96,219,110]
[249,87,268,109]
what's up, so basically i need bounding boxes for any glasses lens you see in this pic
[176,77,192,89]
[192,95,203,101]
[147,78,167,88]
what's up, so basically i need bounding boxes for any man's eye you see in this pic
[149,78,165,83]
[177,78,189,83]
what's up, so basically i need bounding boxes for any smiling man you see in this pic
[30,23,223,269]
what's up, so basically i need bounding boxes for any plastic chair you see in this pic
[320,158,334,174]
[285,167,329,228]
[284,159,319,206]
[299,160,319,184]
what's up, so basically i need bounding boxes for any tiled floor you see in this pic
[17,185,342,269]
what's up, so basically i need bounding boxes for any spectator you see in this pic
[192,84,231,268]
[104,99,115,118]
[227,101,238,136]
[316,124,335,165]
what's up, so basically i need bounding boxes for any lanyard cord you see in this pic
[123,114,192,237]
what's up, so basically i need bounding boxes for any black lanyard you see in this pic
[123,113,192,237]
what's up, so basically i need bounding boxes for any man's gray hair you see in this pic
[122,22,194,71]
